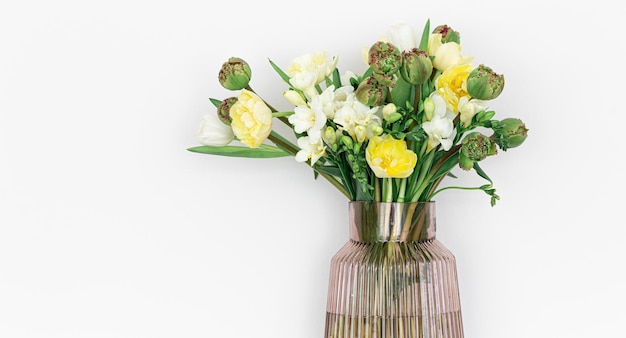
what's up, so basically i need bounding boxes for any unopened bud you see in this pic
[217,97,237,125]
[340,135,353,148]
[355,76,388,106]
[400,48,433,85]
[355,125,367,144]
[467,64,505,100]
[218,57,251,90]
[368,41,401,76]
[283,90,307,106]
[423,97,435,121]
[432,25,461,44]
[382,103,397,119]
[495,118,528,150]
[323,126,337,146]
[370,125,384,136]
[460,132,497,167]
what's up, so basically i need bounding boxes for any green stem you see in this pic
[272,111,294,118]
[430,184,488,198]
[397,178,407,202]
[384,178,394,202]
[413,85,421,116]
[409,149,435,201]
[374,178,381,202]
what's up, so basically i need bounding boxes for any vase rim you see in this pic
[349,201,436,243]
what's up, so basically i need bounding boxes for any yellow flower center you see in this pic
[435,63,473,112]
[365,135,417,178]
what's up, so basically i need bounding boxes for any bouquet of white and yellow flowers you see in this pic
[189,19,528,205]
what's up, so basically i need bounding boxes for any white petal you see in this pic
[197,114,234,146]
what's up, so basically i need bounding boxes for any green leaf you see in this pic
[268,59,292,85]
[431,155,459,181]
[315,164,342,178]
[187,144,291,158]
[362,66,374,79]
[390,76,412,107]
[477,110,496,122]
[473,162,493,184]
[332,68,342,88]
[210,98,223,107]
[419,18,431,51]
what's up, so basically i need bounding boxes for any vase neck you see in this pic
[349,202,436,243]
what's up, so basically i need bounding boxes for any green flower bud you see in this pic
[399,48,433,85]
[385,112,402,124]
[382,103,401,122]
[467,64,505,100]
[370,125,384,136]
[373,72,395,87]
[355,76,388,106]
[368,41,401,76]
[459,132,497,170]
[423,97,435,121]
[323,126,337,146]
[382,103,397,118]
[340,135,353,148]
[217,97,237,125]
[218,57,251,90]
[432,25,461,44]
[495,118,528,150]
[458,151,475,171]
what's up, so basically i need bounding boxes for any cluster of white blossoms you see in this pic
[285,78,383,165]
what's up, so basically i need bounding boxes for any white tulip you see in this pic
[197,114,234,147]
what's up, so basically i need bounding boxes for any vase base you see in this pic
[324,310,464,338]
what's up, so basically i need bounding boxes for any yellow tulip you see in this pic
[229,89,272,148]
[435,63,474,113]
[365,135,417,178]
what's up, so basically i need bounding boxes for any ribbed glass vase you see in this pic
[324,202,464,338]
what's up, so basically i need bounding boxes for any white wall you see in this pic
[2,1,624,337]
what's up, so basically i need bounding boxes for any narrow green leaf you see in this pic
[315,164,342,178]
[268,59,292,85]
[332,68,342,88]
[419,18,431,51]
[431,154,459,181]
[473,162,493,184]
[210,98,223,107]
[187,144,291,158]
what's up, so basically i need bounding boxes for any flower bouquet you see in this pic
[190,20,527,206]
[189,19,527,338]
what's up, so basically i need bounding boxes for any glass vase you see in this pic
[324,202,464,338]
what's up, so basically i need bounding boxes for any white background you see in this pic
[1,0,624,337]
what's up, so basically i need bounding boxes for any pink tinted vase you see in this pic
[324,202,464,338]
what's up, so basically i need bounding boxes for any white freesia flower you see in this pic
[422,117,454,151]
[288,103,327,143]
[458,97,489,127]
[333,93,382,144]
[341,71,359,86]
[196,114,234,146]
[422,92,455,151]
[289,71,318,98]
[287,51,338,98]
[427,92,455,121]
[310,85,338,119]
[295,136,326,165]
[386,22,417,52]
